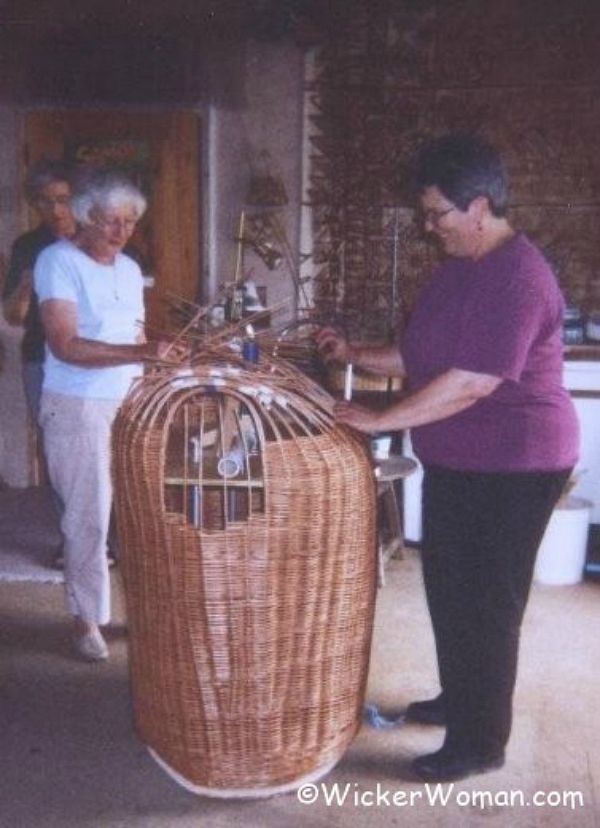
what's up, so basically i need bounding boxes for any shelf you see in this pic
[564,344,600,361]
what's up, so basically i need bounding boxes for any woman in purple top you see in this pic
[316,133,579,783]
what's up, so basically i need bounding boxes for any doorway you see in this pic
[24,110,201,331]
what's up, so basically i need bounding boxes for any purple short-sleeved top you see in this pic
[401,233,579,472]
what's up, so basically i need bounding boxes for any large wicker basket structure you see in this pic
[113,350,377,797]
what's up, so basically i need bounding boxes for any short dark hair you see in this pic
[25,159,72,203]
[414,133,509,217]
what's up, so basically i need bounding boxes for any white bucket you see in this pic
[534,496,592,585]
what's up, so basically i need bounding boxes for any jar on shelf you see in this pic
[585,309,600,342]
[563,305,585,345]
[225,285,245,322]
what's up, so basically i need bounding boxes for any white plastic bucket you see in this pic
[534,496,592,585]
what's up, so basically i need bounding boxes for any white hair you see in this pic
[71,173,147,225]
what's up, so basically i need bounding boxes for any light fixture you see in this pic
[245,150,288,207]
[236,210,284,270]
[248,238,283,270]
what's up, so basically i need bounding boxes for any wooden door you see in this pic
[24,110,201,331]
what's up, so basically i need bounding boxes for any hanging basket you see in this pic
[246,174,288,207]
[113,352,377,797]
[246,150,288,207]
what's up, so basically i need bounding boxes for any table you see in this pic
[374,454,418,587]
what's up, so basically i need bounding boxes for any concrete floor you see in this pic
[1,544,599,827]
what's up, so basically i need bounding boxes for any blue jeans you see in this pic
[23,360,63,522]
[22,360,44,422]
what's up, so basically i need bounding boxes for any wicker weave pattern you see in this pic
[113,353,377,792]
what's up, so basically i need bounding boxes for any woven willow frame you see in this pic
[113,348,377,796]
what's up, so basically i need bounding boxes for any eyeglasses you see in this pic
[420,206,456,226]
[94,216,138,232]
[36,196,71,209]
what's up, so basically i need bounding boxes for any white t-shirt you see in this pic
[34,239,145,400]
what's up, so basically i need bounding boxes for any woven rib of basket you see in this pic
[113,351,377,796]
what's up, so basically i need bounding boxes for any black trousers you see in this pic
[421,465,571,758]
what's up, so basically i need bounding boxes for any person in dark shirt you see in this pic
[3,160,76,419]
[2,161,76,566]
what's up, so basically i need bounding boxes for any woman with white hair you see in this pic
[34,170,170,662]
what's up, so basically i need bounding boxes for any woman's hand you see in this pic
[148,339,191,363]
[315,327,406,379]
[333,401,381,434]
[314,326,352,364]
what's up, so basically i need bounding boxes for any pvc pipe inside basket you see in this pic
[217,446,245,478]
[344,363,353,401]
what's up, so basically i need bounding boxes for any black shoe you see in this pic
[405,693,446,726]
[412,746,505,783]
